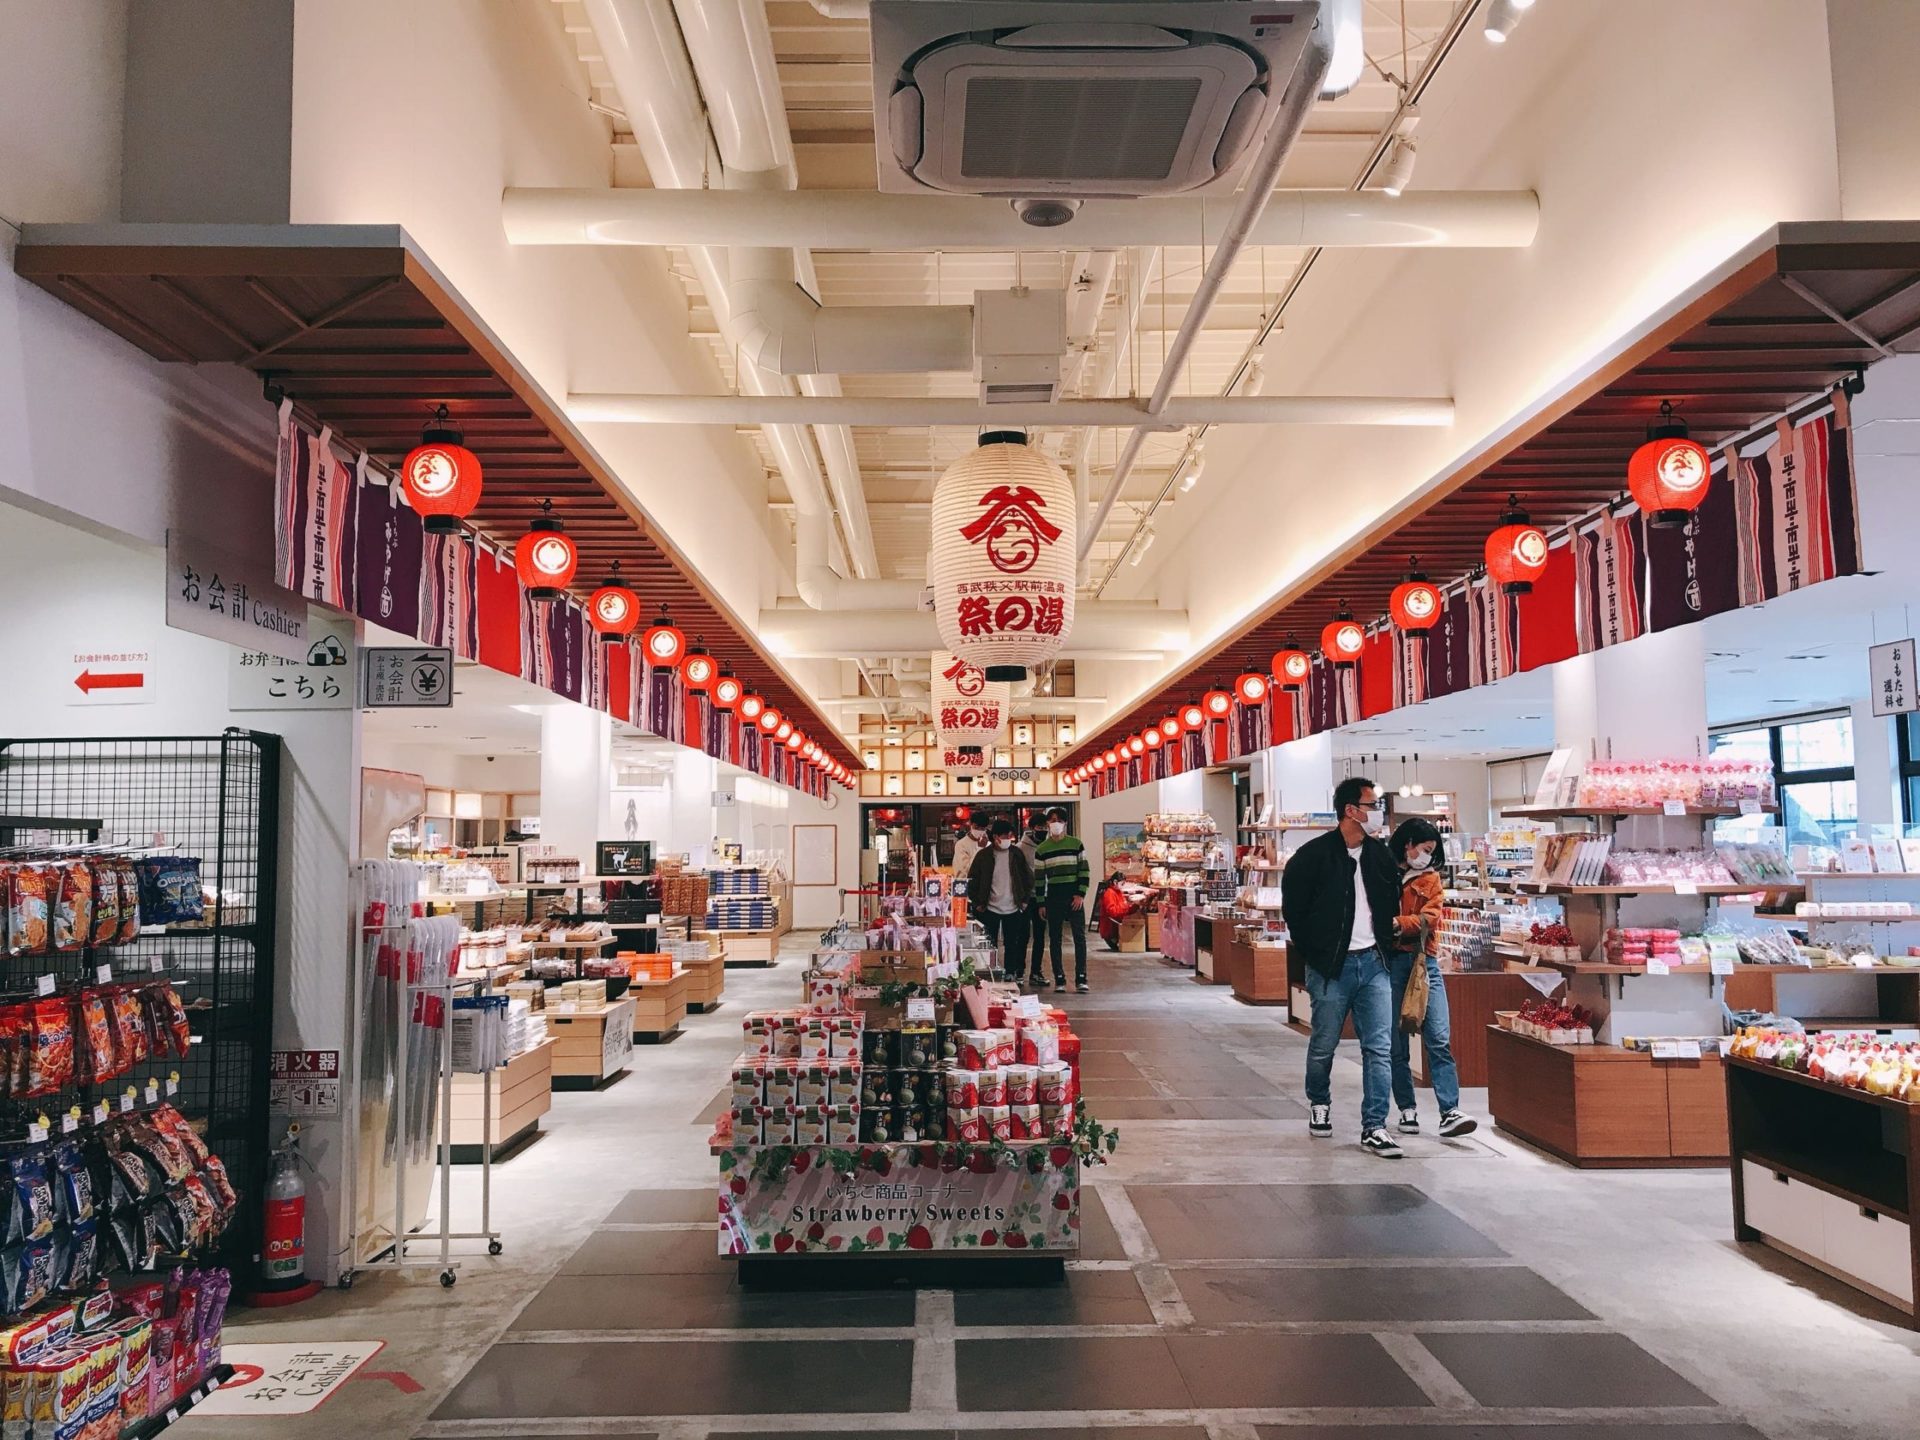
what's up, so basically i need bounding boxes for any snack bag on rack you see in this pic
[87,862,119,949]
[78,993,117,1086]
[49,863,90,954]
[134,857,203,928]
[108,990,151,1070]
[114,861,143,945]
[5,866,51,957]
[28,1002,76,1097]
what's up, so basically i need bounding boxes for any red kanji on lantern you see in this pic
[681,639,716,691]
[588,562,639,644]
[514,501,576,601]
[642,610,686,666]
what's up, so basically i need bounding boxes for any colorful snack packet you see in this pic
[51,863,90,954]
[5,867,51,958]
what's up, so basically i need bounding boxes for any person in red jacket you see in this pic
[1094,871,1135,950]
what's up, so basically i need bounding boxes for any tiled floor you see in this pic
[212,945,1920,1440]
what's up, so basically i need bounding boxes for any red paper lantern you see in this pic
[680,640,717,691]
[1235,670,1270,706]
[642,610,687,667]
[1485,494,1549,596]
[1128,735,1146,756]
[1143,726,1164,751]
[775,719,793,741]
[738,693,765,725]
[1203,688,1233,719]
[711,671,743,709]
[1389,559,1442,632]
[785,729,805,752]
[1272,641,1311,691]
[1092,754,1108,772]
[758,706,783,735]
[1159,716,1182,742]
[1628,401,1711,528]
[587,563,639,643]
[1179,703,1206,731]
[514,503,577,601]
[1321,605,1365,668]
[399,405,482,534]
[1104,748,1121,767]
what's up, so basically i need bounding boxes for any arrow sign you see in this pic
[75,669,145,694]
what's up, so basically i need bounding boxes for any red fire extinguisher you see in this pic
[261,1124,310,1288]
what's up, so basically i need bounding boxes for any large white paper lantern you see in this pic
[929,431,1076,680]
[930,651,1009,756]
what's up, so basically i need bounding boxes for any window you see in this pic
[1710,713,1857,847]
[1897,714,1920,824]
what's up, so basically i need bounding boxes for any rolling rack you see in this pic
[0,730,280,1275]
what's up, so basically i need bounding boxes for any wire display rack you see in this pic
[0,729,281,1271]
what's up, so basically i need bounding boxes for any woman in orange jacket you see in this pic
[1387,818,1477,1139]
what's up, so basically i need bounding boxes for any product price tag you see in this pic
[1718,1035,1733,1056]
[35,974,55,997]
[165,1409,178,1425]
[95,963,112,984]
[1671,880,1698,896]
[1662,799,1687,817]
[1013,995,1044,1019]
[150,955,165,973]
[1650,1039,1680,1059]
[60,1113,77,1135]
[905,997,935,1022]
[1740,798,1763,815]
[92,1103,109,1125]
[26,1122,47,1143]
[166,1073,179,1097]
[1708,942,1738,976]
[118,1093,134,1114]
[1852,955,1878,969]
[1647,958,1671,976]
[1677,1039,1703,1060]
[144,1079,160,1105]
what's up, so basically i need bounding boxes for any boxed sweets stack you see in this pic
[659,873,710,919]
[708,868,770,897]
[859,1025,948,1143]
[730,1009,866,1146]
[1602,927,1683,968]
[705,895,778,931]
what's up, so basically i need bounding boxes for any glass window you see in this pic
[1709,728,1771,764]
[1780,715,1853,772]
[1712,711,1856,848]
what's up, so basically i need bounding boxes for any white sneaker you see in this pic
[1396,1109,1421,1134]
[1308,1104,1332,1137]
[1438,1109,1479,1138]
[1361,1129,1405,1159]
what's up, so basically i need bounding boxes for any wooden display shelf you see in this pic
[1485,1024,1729,1166]
[683,951,727,1011]
[1231,940,1289,1006]
[1411,968,1545,1088]
[548,998,636,1088]
[1799,871,1920,881]
[1726,1053,1918,1320]
[629,969,690,1040]
[447,1039,554,1162]
[720,927,784,965]
[1516,882,1799,897]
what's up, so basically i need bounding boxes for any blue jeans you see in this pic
[1304,947,1393,1134]
[1389,950,1460,1114]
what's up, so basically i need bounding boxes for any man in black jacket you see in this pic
[1279,776,1403,1158]
[967,817,1034,975]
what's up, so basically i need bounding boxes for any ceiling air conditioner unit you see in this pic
[871,0,1321,201]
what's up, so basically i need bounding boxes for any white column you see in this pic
[1849,696,1900,830]
[1554,626,1709,761]
[1266,731,1337,813]
[539,703,612,864]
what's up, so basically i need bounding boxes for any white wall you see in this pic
[358,743,542,797]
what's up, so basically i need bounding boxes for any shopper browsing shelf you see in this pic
[967,817,1034,976]
[1387,818,1479,1140]
[950,817,986,887]
[1019,818,1050,986]
[1280,777,1402,1158]
[1094,871,1135,951]
[1035,805,1092,992]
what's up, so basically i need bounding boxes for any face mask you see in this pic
[1048,822,1065,837]
[1408,848,1433,871]
[995,839,1012,851]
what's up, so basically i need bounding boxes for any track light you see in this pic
[1483,0,1533,44]
[1130,527,1156,566]
[1379,135,1417,197]
[1179,445,1205,493]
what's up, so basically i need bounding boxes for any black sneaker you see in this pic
[1308,1104,1332,1137]
[1361,1129,1405,1159]
[1396,1109,1421,1135]
[1438,1110,1479,1138]
[1075,982,1090,993]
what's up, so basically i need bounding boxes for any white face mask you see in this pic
[994,838,1012,851]
[1408,847,1434,871]
[1047,822,1066,837]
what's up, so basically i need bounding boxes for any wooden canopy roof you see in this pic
[1058,221,1920,771]
[14,223,860,770]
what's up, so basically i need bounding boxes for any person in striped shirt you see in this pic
[1034,805,1092,993]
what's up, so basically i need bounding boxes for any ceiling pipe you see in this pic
[502,186,1541,251]
[794,509,924,611]
[730,241,974,375]
[569,393,1452,427]
[1072,245,1157,556]
[760,603,1189,660]
[1079,25,1335,564]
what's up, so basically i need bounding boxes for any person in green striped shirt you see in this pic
[1034,805,1092,993]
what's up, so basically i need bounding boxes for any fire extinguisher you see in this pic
[261,1123,308,1288]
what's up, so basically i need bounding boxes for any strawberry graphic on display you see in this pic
[729,1176,748,1196]
[980,1229,999,1247]
[807,1222,826,1241]
[773,1233,795,1253]
[867,1225,886,1245]
[941,1152,963,1173]
[1053,1193,1072,1211]
[872,1154,892,1176]
[967,1152,996,1174]
[827,1235,845,1250]
[1004,1232,1029,1249]
[906,1224,934,1251]
[791,1151,811,1174]
[919,1143,938,1168]
[1049,1146,1072,1168]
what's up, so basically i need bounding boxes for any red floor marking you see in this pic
[221,1363,265,1388]
[350,1370,424,1394]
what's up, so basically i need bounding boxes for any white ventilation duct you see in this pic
[794,510,923,611]
[760,602,1188,660]
[570,393,1453,427]
[729,240,974,375]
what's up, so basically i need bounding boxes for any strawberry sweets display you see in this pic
[1728,1026,1920,1100]
[1508,997,1596,1045]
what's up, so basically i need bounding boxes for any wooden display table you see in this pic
[1726,1055,1917,1322]
[1485,1023,1727,1166]
[1232,941,1289,1006]
[447,1038,554,1162]
[548,997,636,1088]
[1200,922,1243,984]
[683,950,727,1011]
[629,970,691,1040]
[1411,968,1550,1088]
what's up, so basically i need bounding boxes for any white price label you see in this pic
[35,974,55,997]
[165,1409,178,1425]
[905,997,935,1022]
[143,1080,159,1104]
[26,1124,47,1143]
[1852,955,1877,969]
[1677,1039,1703,1060]
[1662,799,1687,816]
[150,955,165,973]
[1739,798,1763,815]
[1014,994,1044,1018]
[1672,880,1698,896]
[165,1077,178,1097]
[92,1103,109,1125]
[118,1095,133,1113]
[1718,1036,1733,1056]
[1709,946,1737,976]
[94,964,112,984]
[1650,1039,1680,1059]
[1647,958,1671,976]
[60,1114,77,1135]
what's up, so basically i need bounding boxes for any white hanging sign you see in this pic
[165,530,313,662]
[1870,638,1918,717]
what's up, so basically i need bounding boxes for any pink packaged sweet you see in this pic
[955,1029,995,1070]
[743,1010,802,1058]
[947,1108,985,1142]
[823,1013,864,1057]
[823,1103,859,1144]
[731,1060,766,1107]
[827,1059,863,1108]
[1004,1064,1037,1106]
[808,974,848,1011]
[793,1105,831,1146]
[728,1105,766,1146]
[976,1067,1007,1106]
[1016,1020,1060,1065]
[796,1015,834,1064]
[1009,1103,1040,1140]
[1040,1102,1073,1138]
[944,1066,979,1108]
[794,1064,832,1109]
[1036,1061,1072,1106]
[762,1062,798,1108]
[982,1104,1011,1141]
[987,1028,1017,1066]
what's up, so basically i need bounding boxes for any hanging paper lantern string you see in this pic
[515,500,577,601]
[401,403,483,535]
[643,609,687,667]
[1485,494,1549,596]
[1158,716,1182,742]
[588,561,639,644]
[712,669,743,710]
[1628,400,1712,528]
[1390,558,1441,632]
[738,693,766,725]
[1234,669,1270,705]
[680,637,717,691]
[1272,639,1311,691]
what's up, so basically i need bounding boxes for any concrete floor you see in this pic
[180,943,1920,1438]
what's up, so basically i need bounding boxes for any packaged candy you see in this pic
[5,867,50,958]
[943,1066,978,1110]
[897,1025,936,1070]
[954,1029,994,1070]
[975,1068,1007,1107]
[794,1065,831,1109]
[792,1107,830,1147]
[892,1101,929,1143]
[1004,1064,1037,1106]
[823,1013,864,1058]
[51,863,91,954]
[946,1107,984,1143]
[981,1105,1011,1142]
[1040,1102,1074,1139]
[730,1060,765,1108]
[135,857,204,927]
[860,1107,893,1143]
[796,1016,833,1064]
[1036,1061,1072,1107]
[760,1063,796,1110]
[1009,1104,1041,1140]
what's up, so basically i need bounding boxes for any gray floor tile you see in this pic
[1416,1331,1716,1408]
[692,1086,730,1124]
[510,1272,916,1331]
[604,1187,721,1224]
[1176,1264,1592,1323]
[1077,1077,1162,1097]
[1252,1429,1509,1440]
[953,1268,1153,1326]
[956,1335,1191,1411]
[433,1338,914,1418]
[1128,1183,1502,1261]
[1165,1331,1433,1408]
[1074,1187,1131,1261]
[559,1227,731,1275]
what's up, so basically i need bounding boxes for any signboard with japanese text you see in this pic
[229,612,355,711]
[717,1145,1078,1255]
[268,1049,342,1116]
[1870,638,1918,717]
[196,1341,385,1416]
[68,641,154,706]
[361,645,454,708]
[165,530,313,662]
